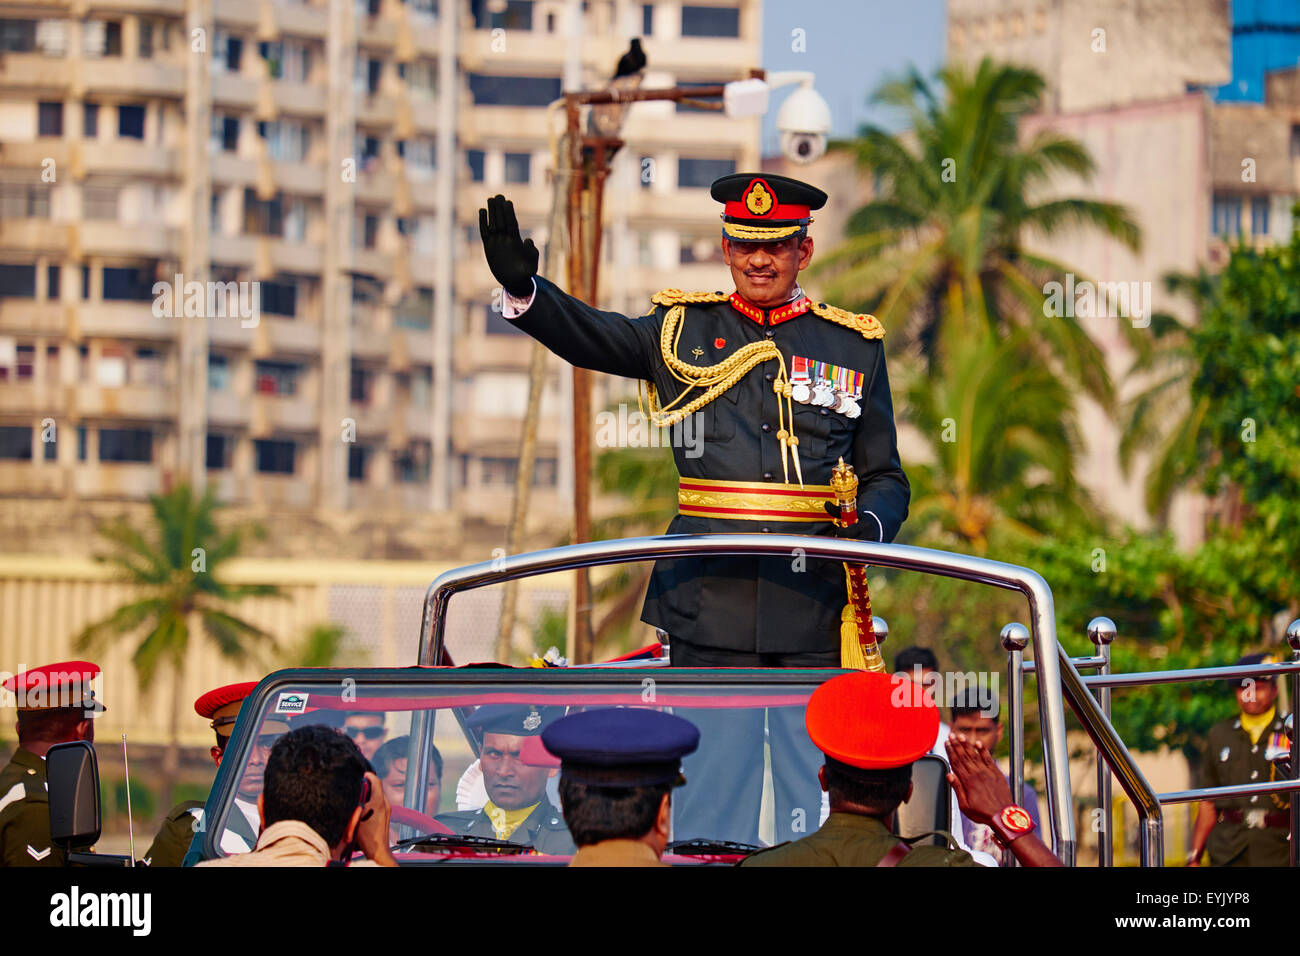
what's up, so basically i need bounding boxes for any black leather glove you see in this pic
[823,501,880,541]
[479,194,539,297]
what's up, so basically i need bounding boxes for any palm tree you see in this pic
[75,484,280,818]
[811,57,1141,409]
[900,327,1096,553]
[276,622,356,668]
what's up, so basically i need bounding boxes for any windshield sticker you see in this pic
[275,692,309,715]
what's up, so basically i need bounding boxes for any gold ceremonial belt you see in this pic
[678,477,834,522]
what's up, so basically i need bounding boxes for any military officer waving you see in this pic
[0,661,105,866]
[480,173,909,665]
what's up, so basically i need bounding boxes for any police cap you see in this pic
[541,707,700,787]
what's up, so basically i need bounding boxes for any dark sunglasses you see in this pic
[345,726,386,741]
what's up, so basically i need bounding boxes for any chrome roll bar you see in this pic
[414,532,1095,863]
[1006,621,1300,866]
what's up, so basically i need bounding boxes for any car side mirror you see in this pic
[46,740,102,850]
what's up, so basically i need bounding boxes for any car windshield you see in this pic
[209,670,853,864]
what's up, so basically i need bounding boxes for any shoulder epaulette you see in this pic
[651,288,731,307]
[810,301,885,340]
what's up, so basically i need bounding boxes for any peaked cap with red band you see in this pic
[194,681,259,719]
[2,660,104,712]
[804,671,939,770]
[711,172,828,243]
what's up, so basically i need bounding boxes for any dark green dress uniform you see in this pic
[0,748,65,867]
[1202,710,1291,867]
[435,802,576,855]
[143,800,205,867]
[508,275,909,655]
[739,813,978,867]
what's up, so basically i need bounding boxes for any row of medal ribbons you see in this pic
[790,355,864,419]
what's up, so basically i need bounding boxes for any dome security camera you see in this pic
[776,86,832,165]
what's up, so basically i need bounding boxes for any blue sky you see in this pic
[760,0,947,154]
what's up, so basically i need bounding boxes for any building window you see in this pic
[1250,196,1270,236]
[0,264,37,297]
[208,353,230,390]
[470,0,533,30]
[254,360,301,396]
[206,434,230,470]
[533,456,558,487]
[83,183,120,220]
[46,265,60,299]
[504,151,531,184]
[260,280,297,317]
[642,4,653,35]
[678,156,735,188]
[138,20,153,58]
[467,74,562,107]
[349,363,374,404]
[104,20,122,56]
[102,266,155,301]
[407,0,437,21]
[399,59,437,98]
[0,427,33,460]
[466,149,485,182]
[211,113,239,152]
[480,456,518,486]
[259,119,310,162]
[83,102,99,138]
[117,104,145,139]
[1211,194,1242,237]
[260,40,311,82]
[254,438,295,474]
[214,31,243,72]
[395,287,433,329]
[401,137,436,178]
[1291,125,1300,159]
[353,211,379,250]
[681,4,739,38]
[244,188,284,236]
[0,19,37,52]
[485,304,526,335]
[0,183,51,218]
[411,365,433,407]
[77,425,86,460]
[38,101,63,137]
[98,428,152,463]
[348,444,369,481]
[44,431,57,460]
[394,441,431,483]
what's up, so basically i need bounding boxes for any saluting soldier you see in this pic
[144,680,262,867]
[1188,653,1292,867]
[435,704,575,855]
[0,661,105,867]
[479,173,909,844]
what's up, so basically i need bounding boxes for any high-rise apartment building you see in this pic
[0,0,762,559]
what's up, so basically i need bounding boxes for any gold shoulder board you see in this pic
[651,288,731,307]
[810,301,885,340]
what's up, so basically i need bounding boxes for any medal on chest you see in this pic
[789,356,865,419]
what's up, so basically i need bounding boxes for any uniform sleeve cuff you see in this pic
[501,279,538,318]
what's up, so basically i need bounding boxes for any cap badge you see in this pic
[743,178,776,217]
[523,707,542,731]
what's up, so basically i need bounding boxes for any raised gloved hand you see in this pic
[478,194,539,297]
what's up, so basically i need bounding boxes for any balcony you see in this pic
[75,58,184,99]
[73,462,162,499]
[347,401,390,437]
[207,389,249,427]
[273,81,328,117]
[79,220,179,259]
[212,72,260,110]
[0,53,73,90]
[461,107,552,142]
[0,461,65,497]
[74,301,176,340]
[80,139,182,177]
[268,160,325,196]
[73,383,174,421]
[0,382,52,416]
[209,234,258,269]
[265,237,324,274]
[89,0,185,13]
[208,313,256,348]
[355,171,396,207]
[0,300,67,336]
[354,92,397,126]
[211,152,258,186]
[249,473,314,509]
[0,219,73,254]
[271,1,329,38]
[350,323,390,361]
[261,315,321,354]
[458,32,569,71]
[250,393,317,435]
[453,334,536,372]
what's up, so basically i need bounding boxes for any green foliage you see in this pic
[76,484,281,687]
[279,622,355,669]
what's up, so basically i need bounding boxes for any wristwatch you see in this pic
[988,805,1035,847]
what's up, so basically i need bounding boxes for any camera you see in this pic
[777,86,831,165]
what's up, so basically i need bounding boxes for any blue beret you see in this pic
[466,703,564,737]
[541,708,700,787]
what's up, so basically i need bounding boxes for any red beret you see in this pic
[2,661,103,712]
[804,672,939,770]
[194,681,259,719]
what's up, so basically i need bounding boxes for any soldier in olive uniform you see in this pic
[741,672,1064,867]
[0,661,105,867]
[1189,653,1292,867]
[144,680,261,867]
[435,705,575,855]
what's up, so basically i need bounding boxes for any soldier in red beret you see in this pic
[143,680,267,866]
[0,661,104,866]
[739,672,1063,866]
